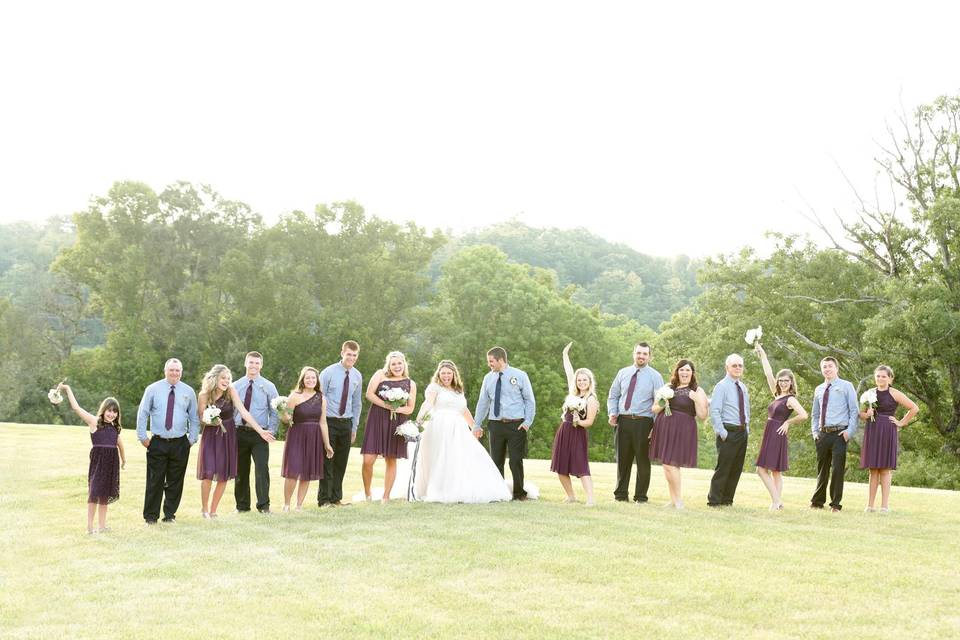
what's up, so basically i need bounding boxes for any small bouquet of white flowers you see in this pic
[655,385,675,416]
[271,395,292,423]
[561,394,587,424]
[860,389,878,411]
[395,412,430,442]
[380,386,410,419]
[47,387,64,405]
[744,325,763,346]
[203,405,224,433]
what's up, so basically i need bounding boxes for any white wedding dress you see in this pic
[413,384,512,503]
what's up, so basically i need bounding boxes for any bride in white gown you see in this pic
[412,360,512,503]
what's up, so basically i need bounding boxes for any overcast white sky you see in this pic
[0,1,956,257]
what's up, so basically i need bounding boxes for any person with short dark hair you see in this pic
[474,347,536,500]
[232,351,280,514]
[318,341,362,506]
[607,342,664,503]
[809,357,859,511]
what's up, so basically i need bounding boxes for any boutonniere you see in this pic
[510,377,519,386]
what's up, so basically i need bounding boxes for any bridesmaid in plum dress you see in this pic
[550,342,599,506]
[859,365,918,512]
[754,344,808,510]
[281,366,335,511]
[650,359,708,509]
[58,384,126,534]
[197,364,274,518]
[361,351,417,503]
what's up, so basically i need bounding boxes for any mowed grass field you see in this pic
[2,423,959,640]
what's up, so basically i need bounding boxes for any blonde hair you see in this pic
[293,366,322,394]
[573,367,597,399]
[200,364,232,403]
[431,360,464,394]
[382,351,409,378]
[875,364,895,380]
[774,368,798,397]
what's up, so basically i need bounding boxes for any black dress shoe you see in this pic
[145,520,158,525]
[512,495,529,501]
[161,516,176,523]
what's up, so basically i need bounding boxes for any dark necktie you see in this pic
[164,385,176,431]
[240,382,253,425]
[820,384,830,429]
[494,372,503,417]
[339,370,350,415]
[623,369,639,412]
[735,381,746,426]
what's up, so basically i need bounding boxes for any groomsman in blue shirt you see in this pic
[136,358,200,524]
[232,351,279,514]
[708,353,750,506]
[607,342,664,503]
[809,356,859,511]
[474,347,536,500]
[318,340,362,506]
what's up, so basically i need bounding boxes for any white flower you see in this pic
[655,385,675,416]
[561,394,587,420]
[510,377,519,385]
[744,325,763,345]
[380,387,410,404]
[270,395,289,411]
[395,421,422,441]
[203,405,222,424]
[47,388,63,405]
[860,389,878,407]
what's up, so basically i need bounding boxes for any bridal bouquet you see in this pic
[860,389,878,411]
[203,405,224,433]
[380,386,410,419]
[655,385,675,416]
[395,413,430,442]
[744,325,763,346]
[271,395,292,423]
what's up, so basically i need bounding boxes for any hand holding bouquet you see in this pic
[655,385,675,416]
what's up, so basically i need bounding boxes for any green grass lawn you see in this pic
[2,423,959,639]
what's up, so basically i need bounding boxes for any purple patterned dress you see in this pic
[197,394,238,481]
[88,424,120,505]
[550,405,591,478]
[755,395,793,472]
[860,388,900,470]
[282,392,325,480]
[360,378,410,459]
[649,386,698,468]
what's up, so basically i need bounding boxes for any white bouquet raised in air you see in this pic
[744,325,763,346]
[655,385,675,416]
[380,385,411,419]
[203,405,224,433]
[271,395,292,423]
[47,387,63,405]
[860,389,878,410]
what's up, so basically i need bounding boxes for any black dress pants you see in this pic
[811,431,848,510]
[614,416,654,502]
[318,418,352,505]
[488,419,527,499]
[235,427,271,512]
[143,435,190,522]
[707,428,748,506]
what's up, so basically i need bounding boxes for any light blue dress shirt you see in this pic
[709,375,751,439]
[607,365,665,418]
[232,375,280,435]
[810,377,859,439]
[474,366,536,428]
[320,363,363,433]
[136,380,200,444]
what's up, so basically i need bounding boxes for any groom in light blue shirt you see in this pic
[809,356,859,511]
[475,347,536,500]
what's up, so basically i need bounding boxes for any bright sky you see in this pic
[0,1,956,257]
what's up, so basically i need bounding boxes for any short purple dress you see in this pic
[649,387,698,468]
[282,392,325,481]
[550,406,591,478]
[197,394,238,481]
[360,378,410,459]
[755,395,793,471]
[88,424,120,505]
[860,388,900,470]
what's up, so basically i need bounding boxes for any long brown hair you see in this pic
[96,397,122,434]
[775,369,798,397]
[669,359,699,391]
[293,366,322,394]
[431,360,465,394]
